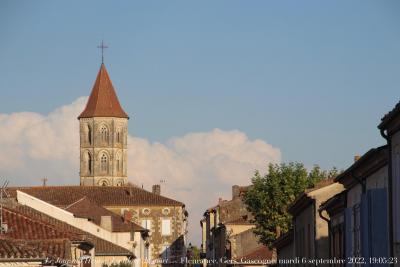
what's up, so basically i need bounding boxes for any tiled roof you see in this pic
[1,206,83,241]
[288,178,336,215]
[78,63,129,119]
[2,202,133,257]
[334,145,388,186]
[237,245,273,261]
[65,196,145,232]
[378,101,400,130]
[9,185,184,207]
[0,238,71,260]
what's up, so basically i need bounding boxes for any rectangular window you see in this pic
[162,219,171,236]
[141,219,152,231]
[144,245,149,260]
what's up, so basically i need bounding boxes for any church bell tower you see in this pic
[78,63,129,186]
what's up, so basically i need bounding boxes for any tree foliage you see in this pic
[243,162,338,248]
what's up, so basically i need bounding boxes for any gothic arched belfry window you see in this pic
[100,125,109,143]
[101,153,108,173]
[116,152,121,173]
[86,152,92,175]
[87,125,92,144]
[116,128,122,144]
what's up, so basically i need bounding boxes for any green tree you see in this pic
[243,162,338,248]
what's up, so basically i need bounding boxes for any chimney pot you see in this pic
[152,184,161,195]
[124,210,133,223]
[232,185,240,199]
[354,155,361,162]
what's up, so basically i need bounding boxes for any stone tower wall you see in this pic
[79,117,128,186]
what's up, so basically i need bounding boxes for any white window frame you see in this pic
[141,219,152,231]
[161,218,171,236]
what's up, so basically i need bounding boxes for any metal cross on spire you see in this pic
[97,40,108,64]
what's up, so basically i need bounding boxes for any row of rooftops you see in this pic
[7,185,184,207]
[1,184,186,260]
[0,199,134,261]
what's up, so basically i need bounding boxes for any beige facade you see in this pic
[106,204,188,263]
[201,185,272,266]
[289,181,344,261]
[80,117,128,186]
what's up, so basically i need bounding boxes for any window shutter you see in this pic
[360,193,370,261]
[344,207,353,265]
[368,188,389,260]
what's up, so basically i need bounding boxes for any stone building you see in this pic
[0,195,135,267]
[328,146,390,262]
[201,185,272,266]
[286,179,344,263]
[78,63,129,186]
[11,185,188,265]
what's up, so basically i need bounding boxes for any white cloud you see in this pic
[0,97,281,243]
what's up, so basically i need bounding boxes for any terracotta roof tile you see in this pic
[9,185,183,207]
[78,63,129,119]
[0,238,71,260]
[1,206,83,241]
[236,246,273,261]
[65,196,145,232]
[2,203,133,257]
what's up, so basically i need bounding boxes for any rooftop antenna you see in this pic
[97,40,108,64]
[0,180,10,234]
[41,177,48,187]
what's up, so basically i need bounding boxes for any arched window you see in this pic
[100,153,108,173]
[100,180,108,186]
[86,152,92,175]
[116,152,121,173]
[87,125,92,145]
[100,125,109,143]
[116,129,122,144]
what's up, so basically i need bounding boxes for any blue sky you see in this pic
[1,0,400,171]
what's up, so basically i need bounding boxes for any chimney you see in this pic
[152,184,161,195]
[354,155,361,162]
[232,185,240,200]
[124,210,133,223]
[100,216,112,231]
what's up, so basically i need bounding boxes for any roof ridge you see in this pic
[65,196,87,210]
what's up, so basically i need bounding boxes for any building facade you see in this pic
[11,185,188,266]
[201,185,272,266]
[286,179,344,264]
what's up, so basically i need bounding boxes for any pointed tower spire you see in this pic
[78,64,129,119]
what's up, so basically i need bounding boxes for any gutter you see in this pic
[318,207,331,258]
[380,128,394,258]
